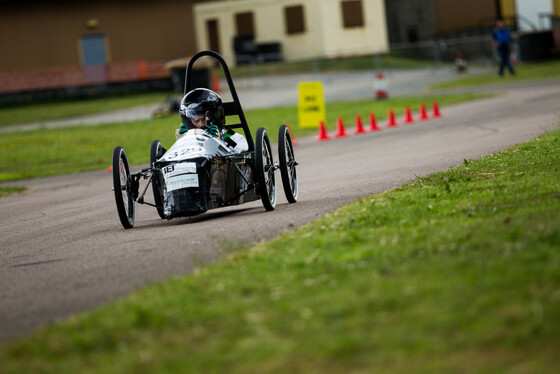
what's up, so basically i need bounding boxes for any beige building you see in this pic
[194,0,389,64]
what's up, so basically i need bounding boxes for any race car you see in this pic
[111,50,298,229]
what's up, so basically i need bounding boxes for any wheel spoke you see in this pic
[256,128,276,211]
[119,158,130,217]
[267,176,274,195]
[277,126,298,204]
[265,143,274,199]
[119,156,131,217]
[113,146,135,228]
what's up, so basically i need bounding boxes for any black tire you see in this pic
[278,125,298,203]
[112,146,135,229]
[255,127,276,211]
[150,140,166,219]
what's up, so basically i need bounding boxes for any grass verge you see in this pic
[2,128,559,373]
[0,92,171,127]
[0,186,25,197]
[430,59,560,90]
[0,93,490,182]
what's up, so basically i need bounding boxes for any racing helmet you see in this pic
[180,88,225,130]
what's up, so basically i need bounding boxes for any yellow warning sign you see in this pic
[298,81,326,128]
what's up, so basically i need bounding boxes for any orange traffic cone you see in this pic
[211,72,221,92]
[107,166,112,172]
[354,115,367,135]
[286,124,298,146]
[403,106,415,124]
[418,103,429,121]
[386,109,398,128]
[369,112,381,131]
[316,120,331,141]
[334,117,349,138]
[432,101,442,118]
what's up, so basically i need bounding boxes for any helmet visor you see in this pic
[184,103,204,119]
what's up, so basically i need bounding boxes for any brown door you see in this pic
[206,19,220,53]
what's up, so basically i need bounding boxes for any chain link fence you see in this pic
[226,34,497,78]
[389,35,495,65]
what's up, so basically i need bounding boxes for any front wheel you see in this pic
[278,125,298,203]
[255,127,276,211]
[150,140,166,219]
[112,146,135,229]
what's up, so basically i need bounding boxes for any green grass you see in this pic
[0,186,25,197]
[0,92,172,127]
[0,93,490,182]
[430,59,560,90]
[2,127,559,373]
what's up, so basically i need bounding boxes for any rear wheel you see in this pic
[255,127,276,211]
[278,125,298,203]
[112,146,135,229]
[150,140,166,219]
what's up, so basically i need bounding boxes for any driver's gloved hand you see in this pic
[175,123,188,139]
[205,124,218,137]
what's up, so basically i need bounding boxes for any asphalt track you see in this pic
[1,78,559,343]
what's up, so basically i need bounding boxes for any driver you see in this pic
[176,88,248,152]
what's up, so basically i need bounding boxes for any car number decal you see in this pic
[166,146,204,160]
[163,162,198,192]
[162,162,196,177]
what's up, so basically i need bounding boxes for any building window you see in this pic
[235,12,255,37]
[341,0,364,28]
[206,19,220,53]
[284,5,305,35]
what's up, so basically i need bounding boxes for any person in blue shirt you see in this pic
[493,18,515,77]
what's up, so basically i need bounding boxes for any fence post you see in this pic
[374,54,381,70]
